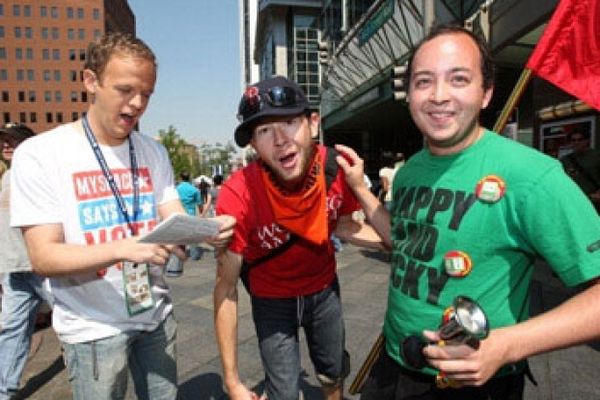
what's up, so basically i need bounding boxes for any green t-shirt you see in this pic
[384,130,600,375]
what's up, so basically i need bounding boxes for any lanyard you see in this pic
[82,115,140,236]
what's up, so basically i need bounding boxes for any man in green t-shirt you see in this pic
[336,25,600,400]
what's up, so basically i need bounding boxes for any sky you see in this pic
[128,1,241,147]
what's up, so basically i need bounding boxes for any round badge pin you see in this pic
[475,175,506,203]
[444,250,473,277]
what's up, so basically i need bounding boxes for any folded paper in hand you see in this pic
[138,214,220,245]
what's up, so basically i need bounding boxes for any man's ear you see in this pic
[482,85,494,109]
[308,112,320,139]
[82,69,98,95]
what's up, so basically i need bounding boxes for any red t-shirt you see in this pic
[216,145,360,298]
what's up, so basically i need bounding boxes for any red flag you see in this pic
[526,0,600,111]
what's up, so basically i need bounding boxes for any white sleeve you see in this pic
[10,139,62,227]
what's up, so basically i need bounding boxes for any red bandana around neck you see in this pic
[259,148,328,245]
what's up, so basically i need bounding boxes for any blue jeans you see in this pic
[0,272,51,400]
[62,312,178,400]
[251,279,346,400]
[189,245,204,261]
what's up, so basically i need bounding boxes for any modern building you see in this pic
[0,0,135,133]
[317,0,598,175]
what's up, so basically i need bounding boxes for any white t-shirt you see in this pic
[379,166,396,203]
[10,123,178,343]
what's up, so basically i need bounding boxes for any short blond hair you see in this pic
[84,32,156,82]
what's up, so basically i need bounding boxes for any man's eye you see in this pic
[451,75,469,85]
[413,78,431,89]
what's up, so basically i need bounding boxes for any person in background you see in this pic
[198,179,212,217]
[560,129,600,213]
[0,123,53,400]
[378,151,396,209]
[176,171,204,260]
[337,24,600,400]
[214,76,386,400]
[10,33,234,400]
[206,174,224,217]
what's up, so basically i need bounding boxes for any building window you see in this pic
[50,7,58,18]
[78,29,85,40]
[25,27,32,39]
[13,4,20,16]
[81,92,88,102]
[44,91,51,102]
[55,91,62,102]
[24,5,31,17]
[20,112,26,123]
[71,91,78,102]
[15,48,23,60]
[1,91,8,102]
[26,48,33,60]
[77,8,84,19]
[15,26,22,38]
[70,70,77,81]
[52,49,60,60]
[68,28,75,40]
[42,49,49,60]
[27,69,34,81]
[0,69,7,80]
[40,6,47,17]
[67,7,74,19]
[43,70,51,81]
[3,113,10,124]
[93,8,100,20]
[94,29,102,40]
[18,91,25,102]
[53,70,61,81]
[293,24,320,104]
[51,27,59,39]
[69,49,76,60]
[41,27,48,39]
[46,112,53,123]
[28,91,36,102]
[72,112,79,121]
[0,27,4,38]
[0,48,5,59]
[16,70,24,81]
[0,5,3,16]
[56,112,63,123]
[30,112,37,123]
[79,49,86,61]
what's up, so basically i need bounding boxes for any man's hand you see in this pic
[206,215,236,249]
[114,238,187,266]
[227,381,261,400]
[422,329,510,387]
[334,144,368,192]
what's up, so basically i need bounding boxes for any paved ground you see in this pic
[10,244,600,399]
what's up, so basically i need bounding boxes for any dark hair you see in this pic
[213,175,224,185]
[406,25,495,93]
[381,151,395,168]
[84,32,156,82]
[180,171,190,181]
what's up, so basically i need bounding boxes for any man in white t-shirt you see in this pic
[10,33,234,400]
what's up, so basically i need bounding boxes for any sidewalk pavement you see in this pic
[12,244,600,399]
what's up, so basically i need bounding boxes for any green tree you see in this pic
[198,141,238,177]
[158,125,193,179]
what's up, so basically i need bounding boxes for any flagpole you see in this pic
[493,68,533,134]
[348,333,385,394]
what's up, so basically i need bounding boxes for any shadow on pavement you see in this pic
[358,249,390,263]
[14,355,65,400]
[178,372,228,399]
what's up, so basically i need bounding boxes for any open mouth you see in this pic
[120,113,136,127]
[279,152,297,169]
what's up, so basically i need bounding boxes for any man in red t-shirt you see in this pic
[214,76,386,400]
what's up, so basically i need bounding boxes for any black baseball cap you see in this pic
[0,123,35,145]
[234,76,309,147]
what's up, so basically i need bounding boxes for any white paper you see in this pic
[138,214,220,245]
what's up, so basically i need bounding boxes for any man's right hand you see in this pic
[227,381,261,400]
[114,237,186,266]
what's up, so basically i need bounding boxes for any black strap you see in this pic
[240,147,340,288]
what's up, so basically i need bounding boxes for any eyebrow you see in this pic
[412,67,472,78]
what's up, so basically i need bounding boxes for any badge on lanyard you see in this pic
[123,262,155,316]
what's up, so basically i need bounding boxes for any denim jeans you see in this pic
[0,272,51,400]
[189,245,204,261]
[62,312,178,400]
[251,279,346,400]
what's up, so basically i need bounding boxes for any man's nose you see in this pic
[430,81,450,103]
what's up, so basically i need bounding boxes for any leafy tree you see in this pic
[158,125,194,179]
[197,141,238,177]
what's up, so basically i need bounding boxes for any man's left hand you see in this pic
[206,215,236,249]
